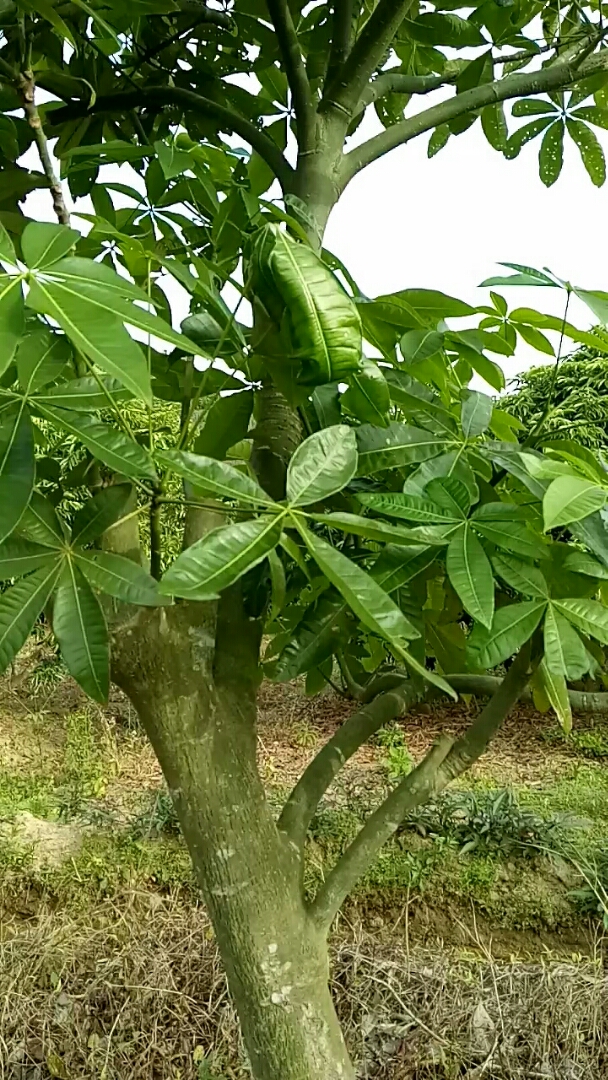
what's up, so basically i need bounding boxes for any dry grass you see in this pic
[0,892,606,1080]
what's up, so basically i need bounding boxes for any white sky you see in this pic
[24,102,608,391]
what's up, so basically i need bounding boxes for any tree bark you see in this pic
[111,596,355,1080]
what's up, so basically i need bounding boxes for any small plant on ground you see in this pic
[57,711,107,819]
[372,723,414,782]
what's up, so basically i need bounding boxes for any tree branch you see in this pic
[364,69,456,105]
[265,0,315,153]
[447,673,608,712]
[53,87,294,189]
[325,1,355,88]
[18,70,70,225]
[341,48,608,184]
[310,645,535,929]
[322,0,417,115]
[278,680,425,850]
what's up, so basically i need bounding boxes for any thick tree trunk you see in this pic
[111,597,355,1080]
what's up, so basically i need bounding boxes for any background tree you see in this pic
[504,328,608,450]
[3,3,608,1079]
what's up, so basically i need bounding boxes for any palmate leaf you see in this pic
[160,516,284,600]
[0,563,62,674]
[286,426,358,506]
[0,219,17,265]
[554,598,608,645]
[491,553,548,598]
[371,544,438,592]
[33,376,131,412]
[446,523,495,629]
[272,594,349,681]
[0,405,35,545]
[53,561,109,702]
[75,550,169,606]
[193,391,254,460]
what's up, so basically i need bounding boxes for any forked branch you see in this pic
[341,47,608,184]
[310,644,536,929]
[278,679,425,850]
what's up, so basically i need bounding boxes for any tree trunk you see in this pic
[111,596,355,1080]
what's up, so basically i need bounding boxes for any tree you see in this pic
[504,328,608,450]
[3,3,608,1078]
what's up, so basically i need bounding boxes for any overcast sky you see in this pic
[25,101,608,390]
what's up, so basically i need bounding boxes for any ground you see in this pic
[1,644,608,1078]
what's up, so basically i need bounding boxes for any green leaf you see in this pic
[572,106,608,130]
[428,124,450,158]
[403,451,479,503]
[21,222,80,269]
[467,601,546,668]
[543,604,589,680]
[543,476,606,531]
[512,99,558,116]
[341,359,390,425]
[53,561,109,702]
[0,405,35,545]
[70,0,121,43]
[267,548,286,622]
[462,348,505,392]
[472,513,545,559]
[513,320,554,355]
[0,563,61,674]
[537,658,571,734]
[405,12,485,46]
[26,277,152,404]
[492,553,548,597]
[154,140,193,180]
[480,264,557,288]
[461,390,493,437]
[158,450,271,506]
[297,524,419,642]
[272,594,347,681]
[446,523,494,628]
[17,491,66,547]
[16,328,71,393]
[309,511,422,545]
[0,538,57,578]
[35,405,157,480]
[44,257,152,305]
[71,484,134,546]
[75,550,169,606]
[356,422,445,474]
[247,225,362,384]
[0,219,17,265]
[297,524,454,697]
[193,391,253,460]
[400,328,443,362]
[538,122,564,187]
[160,516,283,600]
[287,426,358,507]
[566,119,606,186]
[554,598,608,645]
[18,0,76,44]
[481,102,507,151]
[425,477,470,518]
[371,544,438,592]
[504,117,553,159]
[358,492,457,524]
[33,376,131,411]
[563,550,608,580]
[573,289,608,325]
[0,275,25,376]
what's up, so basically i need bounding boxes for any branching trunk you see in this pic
[111,594,355,1080]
